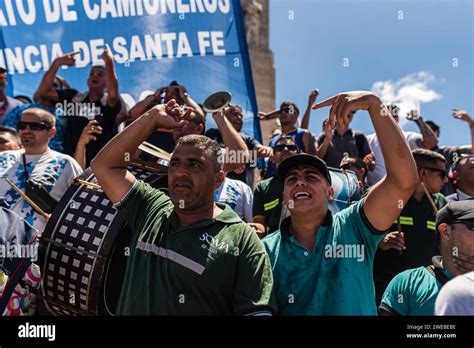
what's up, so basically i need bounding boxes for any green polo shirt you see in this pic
[373,193,447,303]
[253,176,283,234]
[380,257,453,315]
[262,199,386,315]
[116,180,276,315]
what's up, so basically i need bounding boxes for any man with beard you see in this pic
[0,108,82,232]
[36,47,122,167]
[91,100,275,315]
[262,91,418,315]
[380,200,474,315]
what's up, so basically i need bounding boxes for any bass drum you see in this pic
[328,167,361,213]
[38,164,167,315]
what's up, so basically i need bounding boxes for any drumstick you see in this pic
[421,182,439,214]
[4,178,50,219]
[397,216,403,255]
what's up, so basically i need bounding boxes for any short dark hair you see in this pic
[187,108,206,134]
[0,125,20,143]
[412,148,446,168]
[175,135,223,172]
[425,120,440,135]
[280,101,300,116]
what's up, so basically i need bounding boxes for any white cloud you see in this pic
[371,72,442,127]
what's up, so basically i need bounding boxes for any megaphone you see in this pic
[202,91,232,113]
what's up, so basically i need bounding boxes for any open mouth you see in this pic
[173,182,192,190]
[293,191,312,200]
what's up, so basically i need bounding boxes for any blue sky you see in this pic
[269,0,473,146]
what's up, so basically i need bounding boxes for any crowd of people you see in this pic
[0,48,473,316]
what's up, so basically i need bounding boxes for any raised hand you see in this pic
[452,108,473,124]
[54,52,80,66]
[79,120,103,145]
[102,44,114,64]
[379,231,406,251]
[312,91,380,129]
[308,89,319,105]
[406,109,421,121]
[152,99,191,130]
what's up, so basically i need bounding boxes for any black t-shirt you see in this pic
[373,193,447,305]
[205,128,260,184]
[57,88,121,167]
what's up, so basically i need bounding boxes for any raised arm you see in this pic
[36,52,79,101]
[102,45,119,107]
[316,119,333,158]
[313,92,418,230]
[91,100,187,204]
[301,90,319,130]
[406,110,438,149]
[212,111,249,171]
[452,108,474,154]
[178,85,205,119]
[129,94,159,120]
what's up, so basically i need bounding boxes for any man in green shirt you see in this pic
[262,91,419,315]
[252,136,299,237]
[379,200,474,315]
[91,100,275,315]
[373,149,448,304]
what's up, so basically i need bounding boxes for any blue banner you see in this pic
[0,0,261,140]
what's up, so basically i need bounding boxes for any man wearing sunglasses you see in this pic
[0,108,82,232]
[447,154,474,201]
[252,136,299,237]
[380,200,474,315]
[374,148,448,305]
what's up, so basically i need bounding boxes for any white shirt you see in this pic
[0,97,23,123]
[0,149,83,232]
[366,131,423,186]
[435,272,474,315]
[215,177,254,222]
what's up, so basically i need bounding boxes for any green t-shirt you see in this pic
[115,180,276,315]
[253,176,283,234]
[262,199,386,315]
[380,257,453,316]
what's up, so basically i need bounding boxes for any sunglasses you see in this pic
[280,107,296,114]
[274,144,298,152]
[419,167,447,179]
[17,121,52,131]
